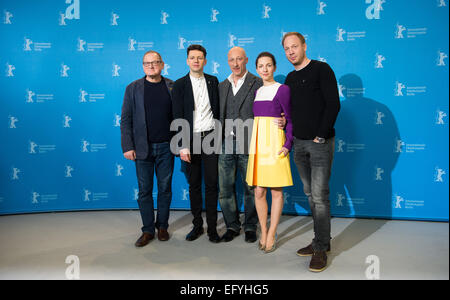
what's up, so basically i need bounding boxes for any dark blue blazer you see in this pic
[172,73,220,154]
[120,76,174,160]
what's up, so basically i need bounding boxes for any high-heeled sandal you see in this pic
[258,241,266,251]
[264,234,278,253]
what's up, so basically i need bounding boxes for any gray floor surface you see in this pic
[0,210,448,280]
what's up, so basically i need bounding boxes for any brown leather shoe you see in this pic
[157,228,170,241]
[134,232,154,247]
[309,251,328,272]
[297,244,331,257]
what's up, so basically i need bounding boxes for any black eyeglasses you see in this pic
[143,61,161,67]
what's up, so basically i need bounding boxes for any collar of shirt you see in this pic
[227,71,248,95]
[295,59,312,71]
[189,74,206,84]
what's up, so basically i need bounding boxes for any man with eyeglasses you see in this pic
[121,50,175,247]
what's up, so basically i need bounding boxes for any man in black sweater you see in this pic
[121,51,174,247]
[282,32,340,272]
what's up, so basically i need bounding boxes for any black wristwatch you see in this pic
[316,137,326,144]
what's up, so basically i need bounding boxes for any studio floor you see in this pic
[0,210,448,280]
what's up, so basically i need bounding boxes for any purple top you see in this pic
[253,84,293,151]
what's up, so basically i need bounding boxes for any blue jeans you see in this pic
[293,137,335,252]
[135,142,174,234]
[218,139,257,233]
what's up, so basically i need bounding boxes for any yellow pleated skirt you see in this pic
[246,117,293,187]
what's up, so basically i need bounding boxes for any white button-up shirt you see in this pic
[190,74,215,133]
[227,71,248,96]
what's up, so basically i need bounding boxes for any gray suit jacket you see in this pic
[219,72,263,135]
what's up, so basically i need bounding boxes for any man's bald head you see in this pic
[228,47,247,58]
[227,47,249,79]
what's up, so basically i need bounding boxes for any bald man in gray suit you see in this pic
[218,47,285,244]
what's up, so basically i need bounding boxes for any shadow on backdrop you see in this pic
[329,73,401,262]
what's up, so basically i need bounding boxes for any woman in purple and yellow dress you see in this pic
[246,52,293,253]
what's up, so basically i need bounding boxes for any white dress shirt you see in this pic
[227,71,248,96]
[190,74,215,133]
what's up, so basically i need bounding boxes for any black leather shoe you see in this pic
[221,229,240,242]
[208,231,221,243]
[245,231,257,243]
[186,227,204,241]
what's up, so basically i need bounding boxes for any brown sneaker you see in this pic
[296,244,330,257]
[309,251,328,272]
[135,233,154,247]
[158,228,170,241]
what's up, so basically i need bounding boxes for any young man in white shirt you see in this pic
[172,44,221,243]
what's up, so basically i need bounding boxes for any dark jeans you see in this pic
[218,139,257,233]
[135,142,174,234]
[186,135,219,234]
[293,137,335,252]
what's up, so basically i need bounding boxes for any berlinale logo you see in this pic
[437,0,446,7]
[434,167,446,182]
[81,140,90,152]
[336,27,346,42]
[162,64,170,76]
[9,116,18,128]
[317,1,327,15]
[394,138,405,153]
[435,109,447,125]
[65,165,74,178]
[26,89,35,103]
[112,63,120,77]
[211,9,219,22]
[63,114,72,128]
[29,141,38,154]
[394,23,406,39]
[394,194,404,209]
[212,61,220,75]
[115,164,124,177]
[336,139,346,152]
[77,38,86,51]
[61,63,70,77]
[178,37,187,50]
[374,53,385,68]
[262,4,271,19]
[31,191,40,204]
[113,114,121,127]
[23,38,33,51]
[336,193,346,207]
[375,110,385,125]
[228,34,237,48]
[11,167,21,180]
[3,10,13,24]
[83,189,91,202]
[110,12,119,26]
[161,11,169,24]
[5,63,15,77]
[374,166,384,181]
[394,81,405,96]
[436,50,448,66]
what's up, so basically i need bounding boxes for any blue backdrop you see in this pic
[1,0,448,221]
